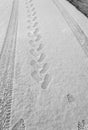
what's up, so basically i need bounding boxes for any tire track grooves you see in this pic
[11,118,25,130]
[0,0,16,76]
[0,0,19,129]
[52,0,88,58]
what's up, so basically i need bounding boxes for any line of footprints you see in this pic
[25,0,52,90]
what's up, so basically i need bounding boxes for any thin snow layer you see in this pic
[0,0,13,51]
[2,0,88,130]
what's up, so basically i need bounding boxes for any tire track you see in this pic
[0,0,19,129]
[11,118,25,130]
[52,0,88,58]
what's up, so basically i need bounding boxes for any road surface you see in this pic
[0,0,88,130]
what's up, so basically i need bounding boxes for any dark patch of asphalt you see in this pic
[66,0,88,18]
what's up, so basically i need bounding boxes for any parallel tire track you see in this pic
[52,0,88,58]
[0,0,19,129]
[11,118,25,130]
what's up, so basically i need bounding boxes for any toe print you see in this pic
[30,59,37,66]
[30,49,39,57]
[30,3,33,7]
[33,28,39,35]
[32,16,37,21]
[40,62,49,74]
[31,70,42,83]
[32,11,36,17]
[35,34,42,42]
[30,59,41,70]
[31,7,35,12]
[33,22,38,28]
[29,40,35,47]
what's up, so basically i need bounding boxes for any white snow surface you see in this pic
[1,0,88,130]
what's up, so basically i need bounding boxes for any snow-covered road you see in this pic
[0,0,13,51]
[1,0,88,129]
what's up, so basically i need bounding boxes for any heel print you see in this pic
[31,70,42,83]
[41,73,52,89]
[37,53,46,63]
[30,49,38,56]
[30,59,40,70]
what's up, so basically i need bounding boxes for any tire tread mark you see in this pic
[0,0,19,129]
[11,118,25,130]
[52,0,88,57]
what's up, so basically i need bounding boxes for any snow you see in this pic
[1,0,88,129]
[0,0,13,51]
